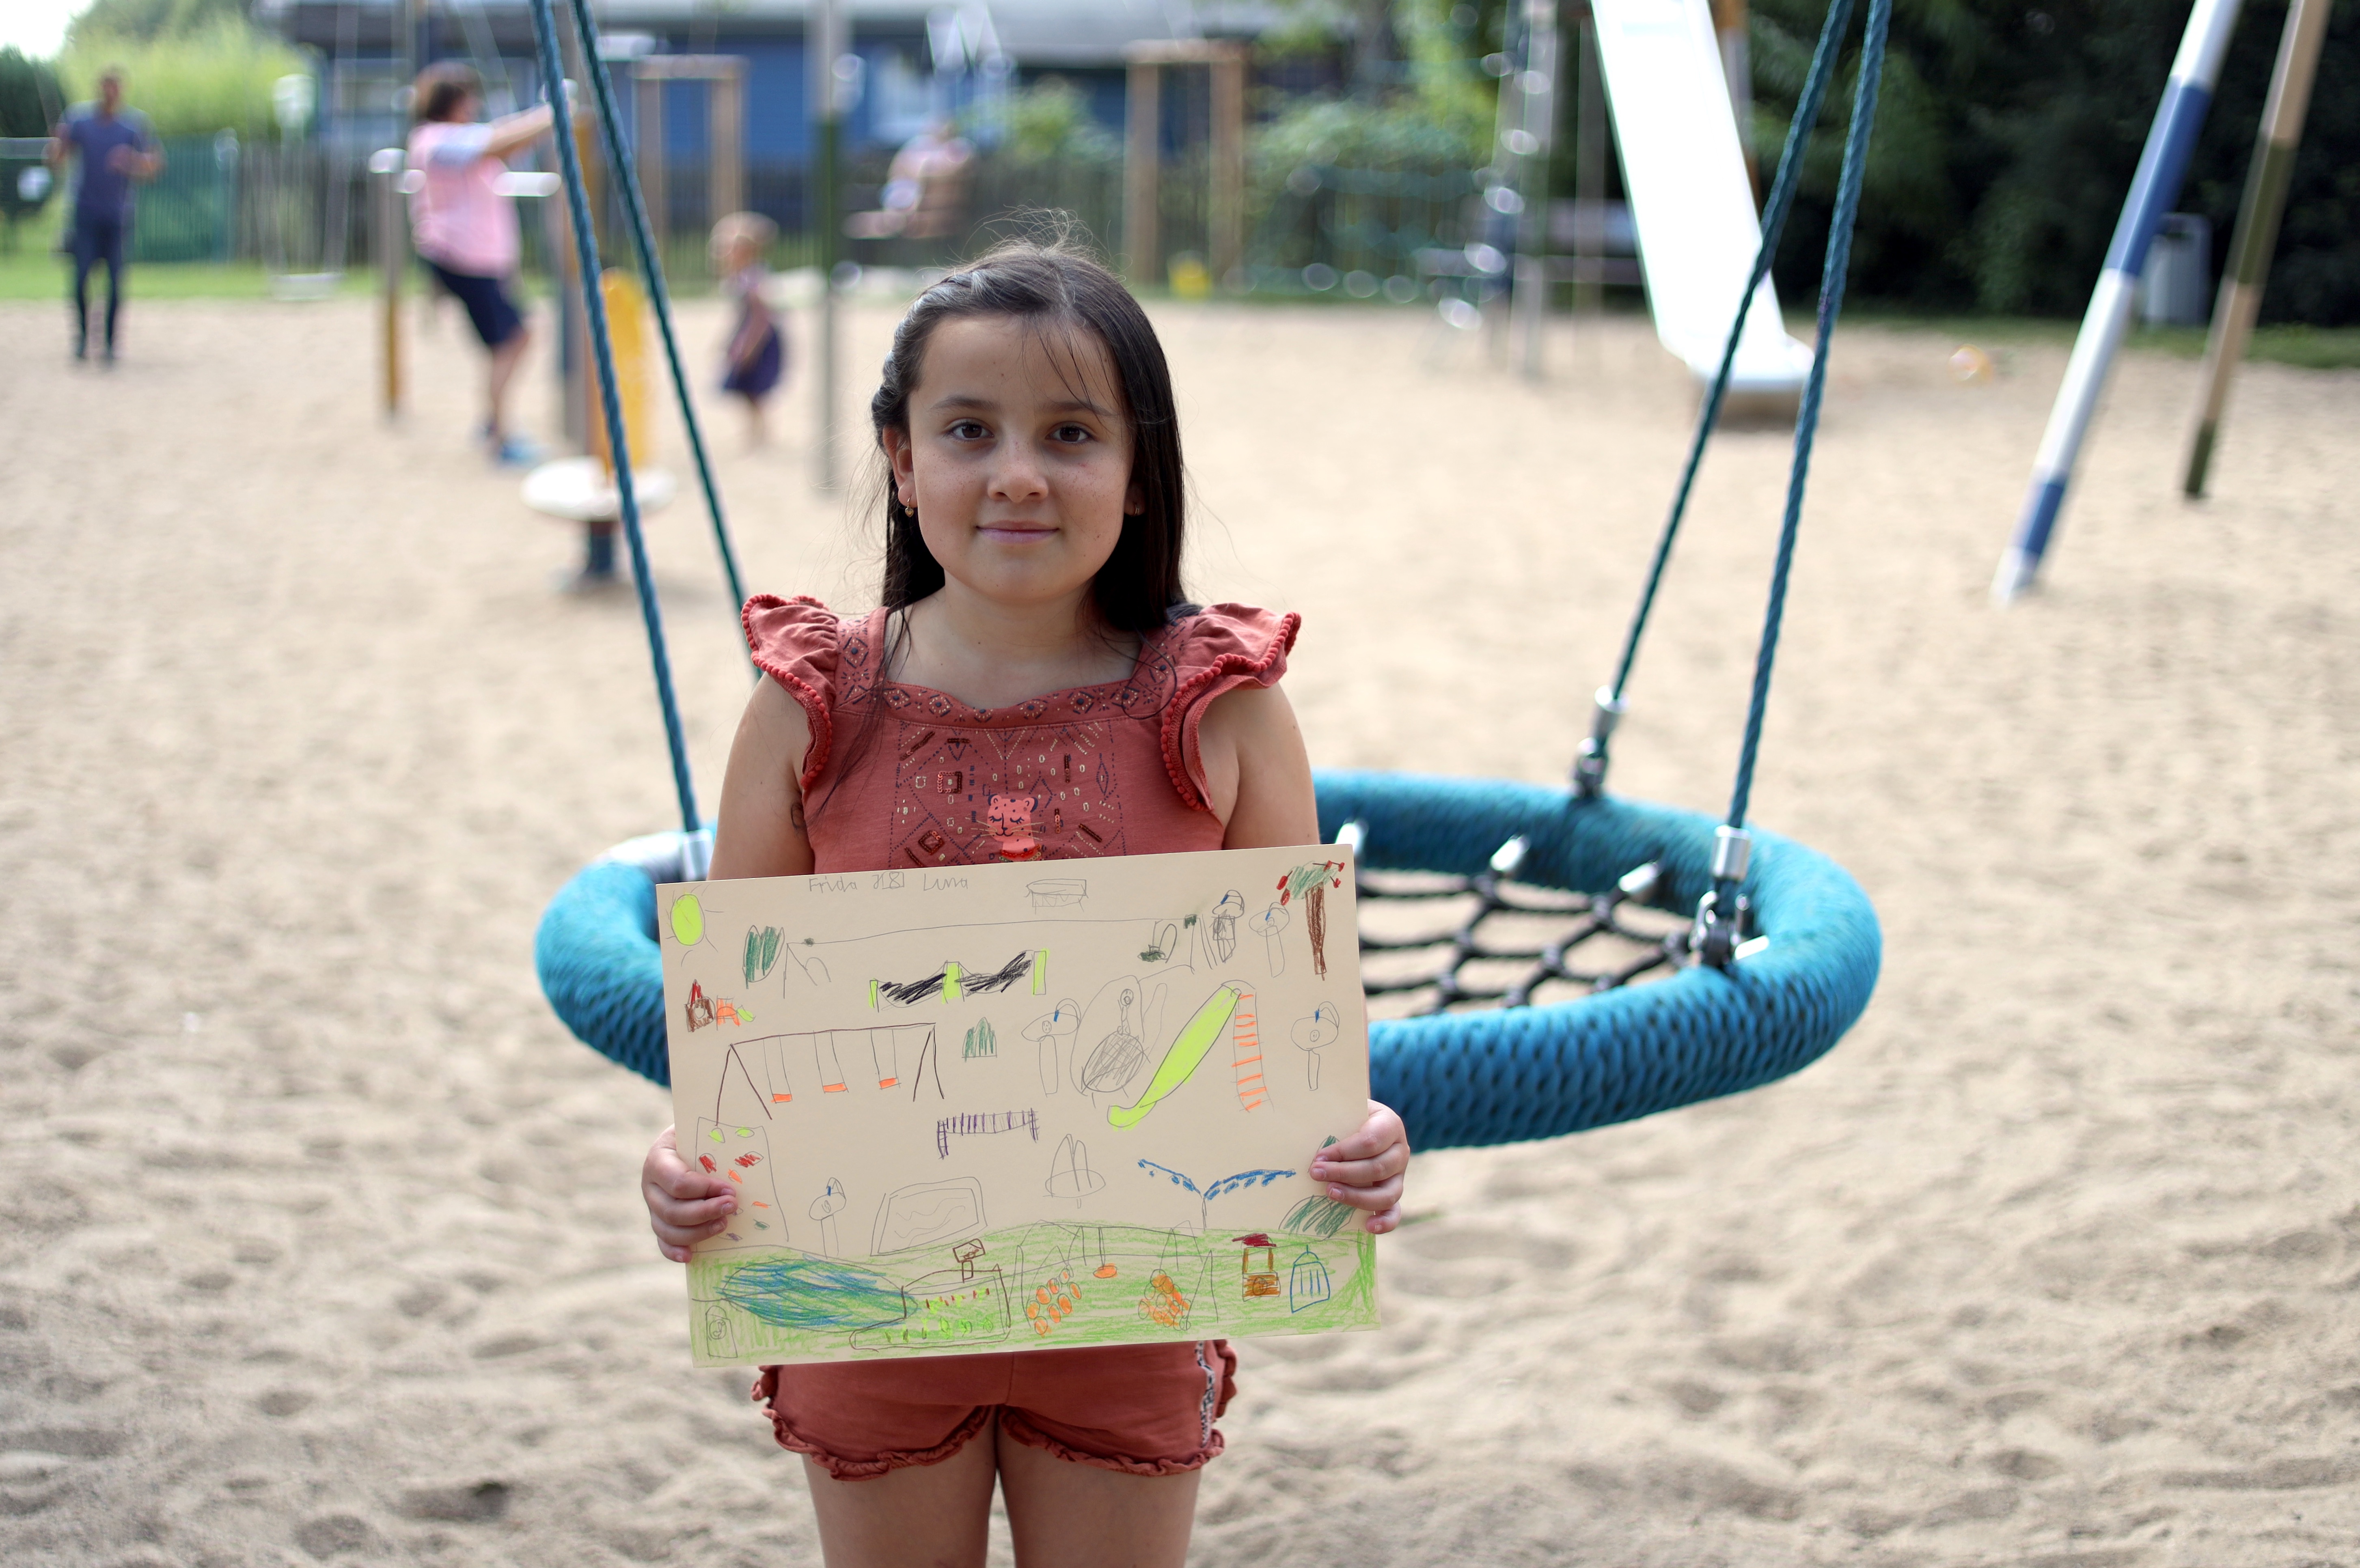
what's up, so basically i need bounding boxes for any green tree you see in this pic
[1749,0,2360,323]
[66,0,252,47]
[0,45,66,135]
[996,75,1120,163]
[1,47,67,245]
[58,19,307,137]
[1253,0,1508,168]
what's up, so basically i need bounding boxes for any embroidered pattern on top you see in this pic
[830,610,1202,868]
[890,722,1127,868]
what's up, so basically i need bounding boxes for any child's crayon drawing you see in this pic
[662,844,1377,1366]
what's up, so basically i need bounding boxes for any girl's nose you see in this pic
[987,440,1050,503]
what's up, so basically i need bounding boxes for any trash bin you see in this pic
[2140,212,2212,327]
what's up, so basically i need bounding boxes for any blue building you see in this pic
[258,0,1284,204]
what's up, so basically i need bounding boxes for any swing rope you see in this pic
[1575,0,1864,799]
[535,8,1889,1135]
[527,0,701,834]
[1698,0,1890,962]
[1361,0,1893,993]
[563,0,751,654]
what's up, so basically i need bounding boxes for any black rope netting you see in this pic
[1354,839,1692,1019]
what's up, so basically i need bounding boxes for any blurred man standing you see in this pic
[47,66,161,364]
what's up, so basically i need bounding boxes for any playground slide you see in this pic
[1589,0,1811,396]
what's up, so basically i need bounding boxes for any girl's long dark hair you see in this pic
[870,237,1187,632]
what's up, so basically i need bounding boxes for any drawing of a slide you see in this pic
[1590,0,1810,399]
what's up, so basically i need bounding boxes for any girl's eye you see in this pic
[1050,424,1092,444]
[948,420,988,440]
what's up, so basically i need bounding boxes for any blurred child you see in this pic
[710,211,784,447]
[406,61,570,465]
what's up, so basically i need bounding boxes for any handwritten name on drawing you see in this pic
[805,871,971,895]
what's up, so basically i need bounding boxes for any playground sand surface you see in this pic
[2,293,2356,1567]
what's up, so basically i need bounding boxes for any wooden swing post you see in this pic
[632,54,749,261]
[1123,39,1249,290]
[2181,0,2329,497]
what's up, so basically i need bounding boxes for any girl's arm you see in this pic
[708,677,815,879]
[643,678,814,1261]
[1198,683,1409,1234]
[481,103,559,161]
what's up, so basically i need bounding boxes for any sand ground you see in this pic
[2,288,2357,1567]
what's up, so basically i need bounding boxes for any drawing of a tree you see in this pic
[1275,860,1348,978]
[1137,1160,1294,1234]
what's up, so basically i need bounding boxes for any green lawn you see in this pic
[1,206,351,300]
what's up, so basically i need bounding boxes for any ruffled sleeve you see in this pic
[742,594,843,792]
[1158,603,1301,811]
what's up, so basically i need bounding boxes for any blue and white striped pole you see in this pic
[1991,0,2244,605]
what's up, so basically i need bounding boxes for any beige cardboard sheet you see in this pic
[659,844,1377,1367]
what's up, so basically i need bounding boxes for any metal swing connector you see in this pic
[1571,687,1627,798]
[1488,835,1529,879]
[1710,824,1751,882]
[1690,827,1754,968]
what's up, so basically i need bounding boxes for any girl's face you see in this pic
[884,314,1142,616]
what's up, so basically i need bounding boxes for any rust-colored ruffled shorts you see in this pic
[754,1341,1238,1481]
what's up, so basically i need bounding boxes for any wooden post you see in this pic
[576,111,606,466]
[634,68,667,265]
[1128,40,1248,291]
[709,59,745,223]
[1207,42,1246,288]
[632,55,749,273]
[369,147,404,417]
[1124,55,1161,286]
[2182,0,2328,497]
[554,0,601,457]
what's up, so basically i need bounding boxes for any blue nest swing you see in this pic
[526,0,1890,1154]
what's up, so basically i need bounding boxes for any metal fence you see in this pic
[34,129,1519,310]
[125,134,243,264]
[1245,162,1485,298]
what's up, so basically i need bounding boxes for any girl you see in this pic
[710,210,786,447]
[640,239,1410,1568]
[406,62,563,466]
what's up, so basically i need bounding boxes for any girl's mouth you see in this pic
[977,523,1055,543]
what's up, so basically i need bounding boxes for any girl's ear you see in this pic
[882,425,918,508]
[1124,473,1145,517]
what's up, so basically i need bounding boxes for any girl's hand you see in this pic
[643,1124,737,1263]
[1309,1101,1410,1235]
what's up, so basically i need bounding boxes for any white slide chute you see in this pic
[1590,0,1811,398]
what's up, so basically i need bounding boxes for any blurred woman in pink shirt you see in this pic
[407,63,565,465]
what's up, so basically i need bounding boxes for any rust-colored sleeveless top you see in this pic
[741,596,1300,874]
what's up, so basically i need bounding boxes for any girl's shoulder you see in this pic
[739,594,1301,804]
[743,593,865,703]
[742,595,879,795]
[741,596,1301,710]
[1152,603,1301,811]
[1155,601,1299,683]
